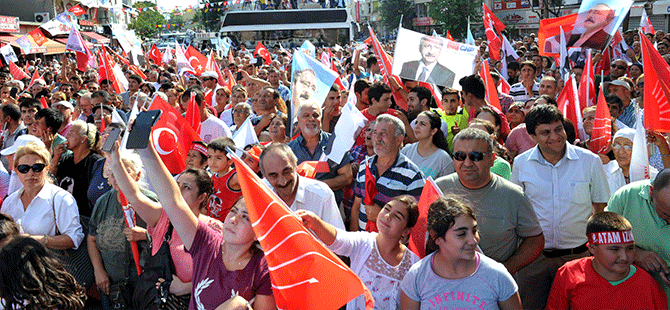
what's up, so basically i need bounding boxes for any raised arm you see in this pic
[137,133,199,250]
[295,210,337,246]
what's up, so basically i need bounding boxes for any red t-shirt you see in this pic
[546,257,667,310]
[208,169,243,222]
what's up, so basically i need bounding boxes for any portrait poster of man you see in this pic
[290,51,338,120]
[392,27,478,89]
[542,0,632,54]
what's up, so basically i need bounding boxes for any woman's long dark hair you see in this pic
[419,110,449,153]
[0,236,86,310]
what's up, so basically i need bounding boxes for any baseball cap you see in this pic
[1,135,45,156]
[52,100,74,110]
[201,71,218,79]
[605,79,631,91]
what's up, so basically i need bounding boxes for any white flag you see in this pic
[232,116,260,156]
[326,91,367,164]
[0,44,18,63]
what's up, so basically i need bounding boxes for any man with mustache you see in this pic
[292,68,317,108]
[288,101,354,206]
[350,114,425,231]
[568,3,615,49]
[399,35,455,87]
[260,143,345,230]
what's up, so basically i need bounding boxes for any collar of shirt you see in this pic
[417,61,438,77]
[527,143,579,165]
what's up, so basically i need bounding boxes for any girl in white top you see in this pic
[297,195,420,310]
[401,111,454,179]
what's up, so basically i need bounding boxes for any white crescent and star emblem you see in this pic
[152,128,178,155]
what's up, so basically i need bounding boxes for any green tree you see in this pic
[168,11,185,31]
[380,0,417,31]
[194,0,226,32]
[429,0,480,40]
[130,1,166,39]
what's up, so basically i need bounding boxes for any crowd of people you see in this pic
[0,26,667,310]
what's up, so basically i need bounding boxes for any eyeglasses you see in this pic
[16,163,46,174]
[612,143,633,151]
[611,64,626,70]
[453,151,487,162]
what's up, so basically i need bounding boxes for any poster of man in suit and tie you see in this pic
[393,27,477,90]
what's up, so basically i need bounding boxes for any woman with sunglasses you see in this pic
[400,196,521,310]
[1,142,84,253]
[401,110,454,179]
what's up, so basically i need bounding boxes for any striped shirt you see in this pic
[509,82,540,102]
[354,153,425,229]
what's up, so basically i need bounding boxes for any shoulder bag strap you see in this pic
[51,188,61,236]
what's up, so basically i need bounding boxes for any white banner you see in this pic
[392,27,477,90]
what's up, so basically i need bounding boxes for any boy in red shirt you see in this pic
[206,137,242,222]
[546,212,667,310]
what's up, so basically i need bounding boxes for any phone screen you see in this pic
[126,110,162,149]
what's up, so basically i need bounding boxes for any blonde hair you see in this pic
[15,142,51,168]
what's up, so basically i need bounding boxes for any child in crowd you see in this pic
[436,88,469,154]
[546,211,667,309]
[206,137,242,222]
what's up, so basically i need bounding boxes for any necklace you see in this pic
[221,243,247,268]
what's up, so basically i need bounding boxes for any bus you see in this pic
[218,8,353,48]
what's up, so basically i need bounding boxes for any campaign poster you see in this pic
[290,51,338,117]
[392,27,478,90]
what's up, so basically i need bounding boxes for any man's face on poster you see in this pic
[293,69,317,106]
[419,37,443,65]
[583,3,615,32]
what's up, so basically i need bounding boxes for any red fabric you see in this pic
[363,161,376,206]
[594,46,611,77]
[68,4,86,16]
[354,108,399,146]
[364,221,377,233]
[253,42,272,64]
[8,62,28,80]
[482,4,504,61]
[578,52,596,110]
[557,75,582,134]
[185,91,202,134]
[446,31,454,41]
[480,61,502,111]
[418,82,444,111]
[185,46,208,75]
[589,84,611,154]
[28,28,47,46]
[546,257,667,310]
[641,30,670,132]
[296,161,329,179]
[148,96,199,174]
[538,14,577,58]
[230,153,375,310]
[368,27,408,111]
[148,44,162,64]
[208,169,243,222]
[228,49,234,64]
[108,47,130,66]
[28,69,41,89]
[408,178,442,258]
[482,4,505,33]
[98,48,125,94]
[500,77,511,95]
[117,192,142,275]
[226,69,236,93]
[39,97,48,109]
[128,64,146,80]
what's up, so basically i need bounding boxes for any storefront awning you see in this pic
[82,31,110,44]
[0,34,46,54]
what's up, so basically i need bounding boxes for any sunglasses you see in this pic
[611,64,626,70]
[612,143,633,151]
[453,151,487,162]
[16,163,46,174]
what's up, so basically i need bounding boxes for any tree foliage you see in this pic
[194,0,226,31]
[130,1,166,39]
[380,0,417,31]
[429,0,480,40]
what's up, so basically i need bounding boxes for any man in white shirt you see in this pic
[181,87,231,143]
[260,143,345,230]
[510,104,610,309]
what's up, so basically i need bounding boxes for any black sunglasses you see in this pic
[453,151,487,162]
[611,64,626,70]
[16,163,46,174]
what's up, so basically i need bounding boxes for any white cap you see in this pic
[0,135,45,156]
[52,100,74,110]
[201,71,218,79]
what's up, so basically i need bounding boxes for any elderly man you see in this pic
[436,128,544,274]
[350,114,425,231]
[607,79,635,128]
[288,101,354,206]
[511,104,610,309]
[260,143,345,230]
[568,2,615,49]
[399,35,455,87]
[76,92,94,122]
[606,169,670,308]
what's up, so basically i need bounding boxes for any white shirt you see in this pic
[415,61,438,81]
[264,176,345,230]
[603,160,626,198]
[510,143,610,249]
[1,182,84,249]
[200,115,232,143]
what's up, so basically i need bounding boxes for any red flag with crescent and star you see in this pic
[148,44,163,64]
[148,96,199,174]
[229,152,375,310]
[254,41,272,64]
[185,46,208,75]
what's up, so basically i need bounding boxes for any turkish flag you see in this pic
[8,61,28,80]
[480,60,502,111]
[578,52,596,110]
[68,4,86,16]
[149,96,199,174]
[296,161,330,179]
[28,28,47,47]
[417,81,444,111]
[148,44,163,64]
[128,64,147,80]
[557,75,583,134]
[482,4,504,61]
[99,47,126,94]
[230,152,375,310]
[254,41,272,64]
[39,96,48,109]
[185,46,208,75]
[593,46,611,77]
[589,84,612,154]
[640,31,670,132]
[185,91,202,134]
[408,178,443,258]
